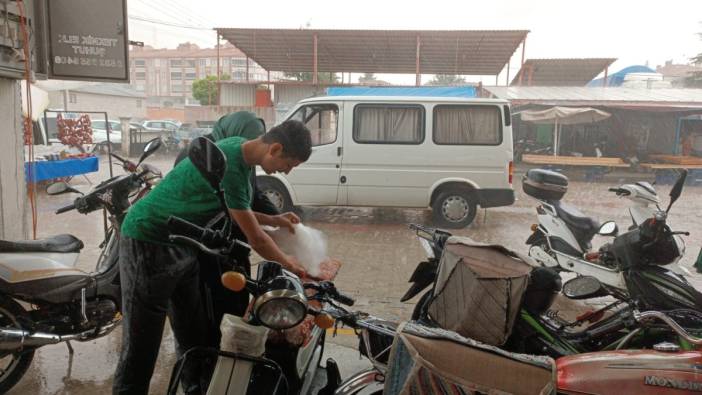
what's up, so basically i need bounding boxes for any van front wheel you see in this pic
[431,188,477,228]
[258,178,294,213]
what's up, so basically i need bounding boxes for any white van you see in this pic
[258,96,515,228]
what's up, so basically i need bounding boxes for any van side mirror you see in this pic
[598,221,618,237]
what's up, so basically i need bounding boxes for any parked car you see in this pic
[141,120,181,133]
[257,95,515,228]
[91,120,123,146]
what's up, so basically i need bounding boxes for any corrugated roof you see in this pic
[216,28,529,75]
[484,86,702,109]
[511,58,616,86]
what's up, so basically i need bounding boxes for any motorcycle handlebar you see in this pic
[168,235,225,257]
[634,310,702,346]
[55,203,76,214]
[608,187,630,196]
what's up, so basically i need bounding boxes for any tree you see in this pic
[192,74,230,105]
[283,71,339,83]
[426,74,467,86]
[359,73,377,83]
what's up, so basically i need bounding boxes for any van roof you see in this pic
[298,95,509,104]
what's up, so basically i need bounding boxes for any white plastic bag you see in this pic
[266,224,327,277]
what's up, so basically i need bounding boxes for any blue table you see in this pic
[25,156,99,183]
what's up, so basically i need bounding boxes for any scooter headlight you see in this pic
[254,289,307,330]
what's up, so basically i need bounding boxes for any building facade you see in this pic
[129,42,279,108]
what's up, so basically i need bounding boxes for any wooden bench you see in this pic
[522,154,630,168]
[640,163,702,170]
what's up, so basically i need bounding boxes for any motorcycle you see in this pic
[165,136,354,395]
[402,216,702,359]
[0,138,162,394]
[332,304,702,395]
[524,168,692,289]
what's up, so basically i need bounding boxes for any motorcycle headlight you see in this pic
[254,289,308,330]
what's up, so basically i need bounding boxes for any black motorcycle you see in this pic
[0,138,161,393]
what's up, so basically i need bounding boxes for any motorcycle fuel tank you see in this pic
[557,350,702,394]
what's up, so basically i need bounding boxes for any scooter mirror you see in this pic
[188,136,227,192]
[137,137,162,167]
[597,221,618,237]
[46,182,82,196]
[562,276,608,300]
[667,169,687,213]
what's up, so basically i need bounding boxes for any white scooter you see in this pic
[523,169,689,291]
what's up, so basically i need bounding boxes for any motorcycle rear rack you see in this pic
[167,346,287,395]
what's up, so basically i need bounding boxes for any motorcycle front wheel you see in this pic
[0,296,35,393]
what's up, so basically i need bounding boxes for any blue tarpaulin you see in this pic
[588,65,656,87]
[25,156,99,182]
[326,86,476,98]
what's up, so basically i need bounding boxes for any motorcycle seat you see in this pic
[553,202,600,250]
[0,234,84,254]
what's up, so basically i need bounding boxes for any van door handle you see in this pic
[340,176,346,184]
[337,147,343,156]
[335,164,339,168]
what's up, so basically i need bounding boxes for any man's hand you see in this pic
[285,255,307,278]
[275,212,301,233]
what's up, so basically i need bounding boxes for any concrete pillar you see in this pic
[120,117,131,156]
[0,78,29,240]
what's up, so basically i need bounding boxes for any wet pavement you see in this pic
[9,154,702,394]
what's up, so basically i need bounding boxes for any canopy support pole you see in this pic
[415,34,421,86]
[553,118,559,156]
[313,33,318,84]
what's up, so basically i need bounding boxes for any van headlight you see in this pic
[254,289,307,330]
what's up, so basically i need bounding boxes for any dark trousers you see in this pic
[113,236,209,395]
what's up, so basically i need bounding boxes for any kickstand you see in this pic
[65,341,75,379]
[483,208,488,225]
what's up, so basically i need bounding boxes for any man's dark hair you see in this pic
[262,120,312,161]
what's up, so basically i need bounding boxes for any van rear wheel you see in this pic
[258,178,293,213]
[431,188,477,229]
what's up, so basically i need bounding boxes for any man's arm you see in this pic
[229,209,305,275]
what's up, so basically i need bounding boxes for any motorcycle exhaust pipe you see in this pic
[0,329,81,350]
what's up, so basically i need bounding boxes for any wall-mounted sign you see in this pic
[47,0,129,82]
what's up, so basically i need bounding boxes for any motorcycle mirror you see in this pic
[188,136,227,192]
[597,221,618,237]
[666,169,687,213]
[562,276,608,300]
[46,182,82,196]
[136,138,162,167]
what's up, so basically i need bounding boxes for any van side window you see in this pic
[289,104,338,146]
[353,105,424,144]
[433,105,502,145]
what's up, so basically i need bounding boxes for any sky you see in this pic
[127,0,702,85]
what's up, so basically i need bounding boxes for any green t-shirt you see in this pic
[121,137,252,244]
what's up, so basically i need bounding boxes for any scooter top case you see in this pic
[523,169,568,201]
[0,234,91,304]
[557,349,702,394]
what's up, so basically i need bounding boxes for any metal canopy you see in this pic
[216,28,528,75]
[511,58,616,86]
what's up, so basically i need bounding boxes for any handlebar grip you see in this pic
[333,291,355,306]
[608,187,619,192]
[167,216,207,240]
[56,203,76,214]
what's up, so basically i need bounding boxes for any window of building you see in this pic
[433,105,502,145]
[353,105,424,144]
[170,71,183,80]
[136,99,142,108]
[233,71,246,80]
[134,59,146,67]
[135,71,146,80]
[69,93,77,104]
[289,104,339,146]
[184,59,196,67]
[185,72,196,80]
[135,85,145,92]
[200,59,207,67]
[170,59,182,67]
[231,57,247,67]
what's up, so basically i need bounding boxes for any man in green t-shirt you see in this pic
[113,120,312,395]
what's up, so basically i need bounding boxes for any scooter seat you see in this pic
[0,234,84,253]
[553,202,600,250]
